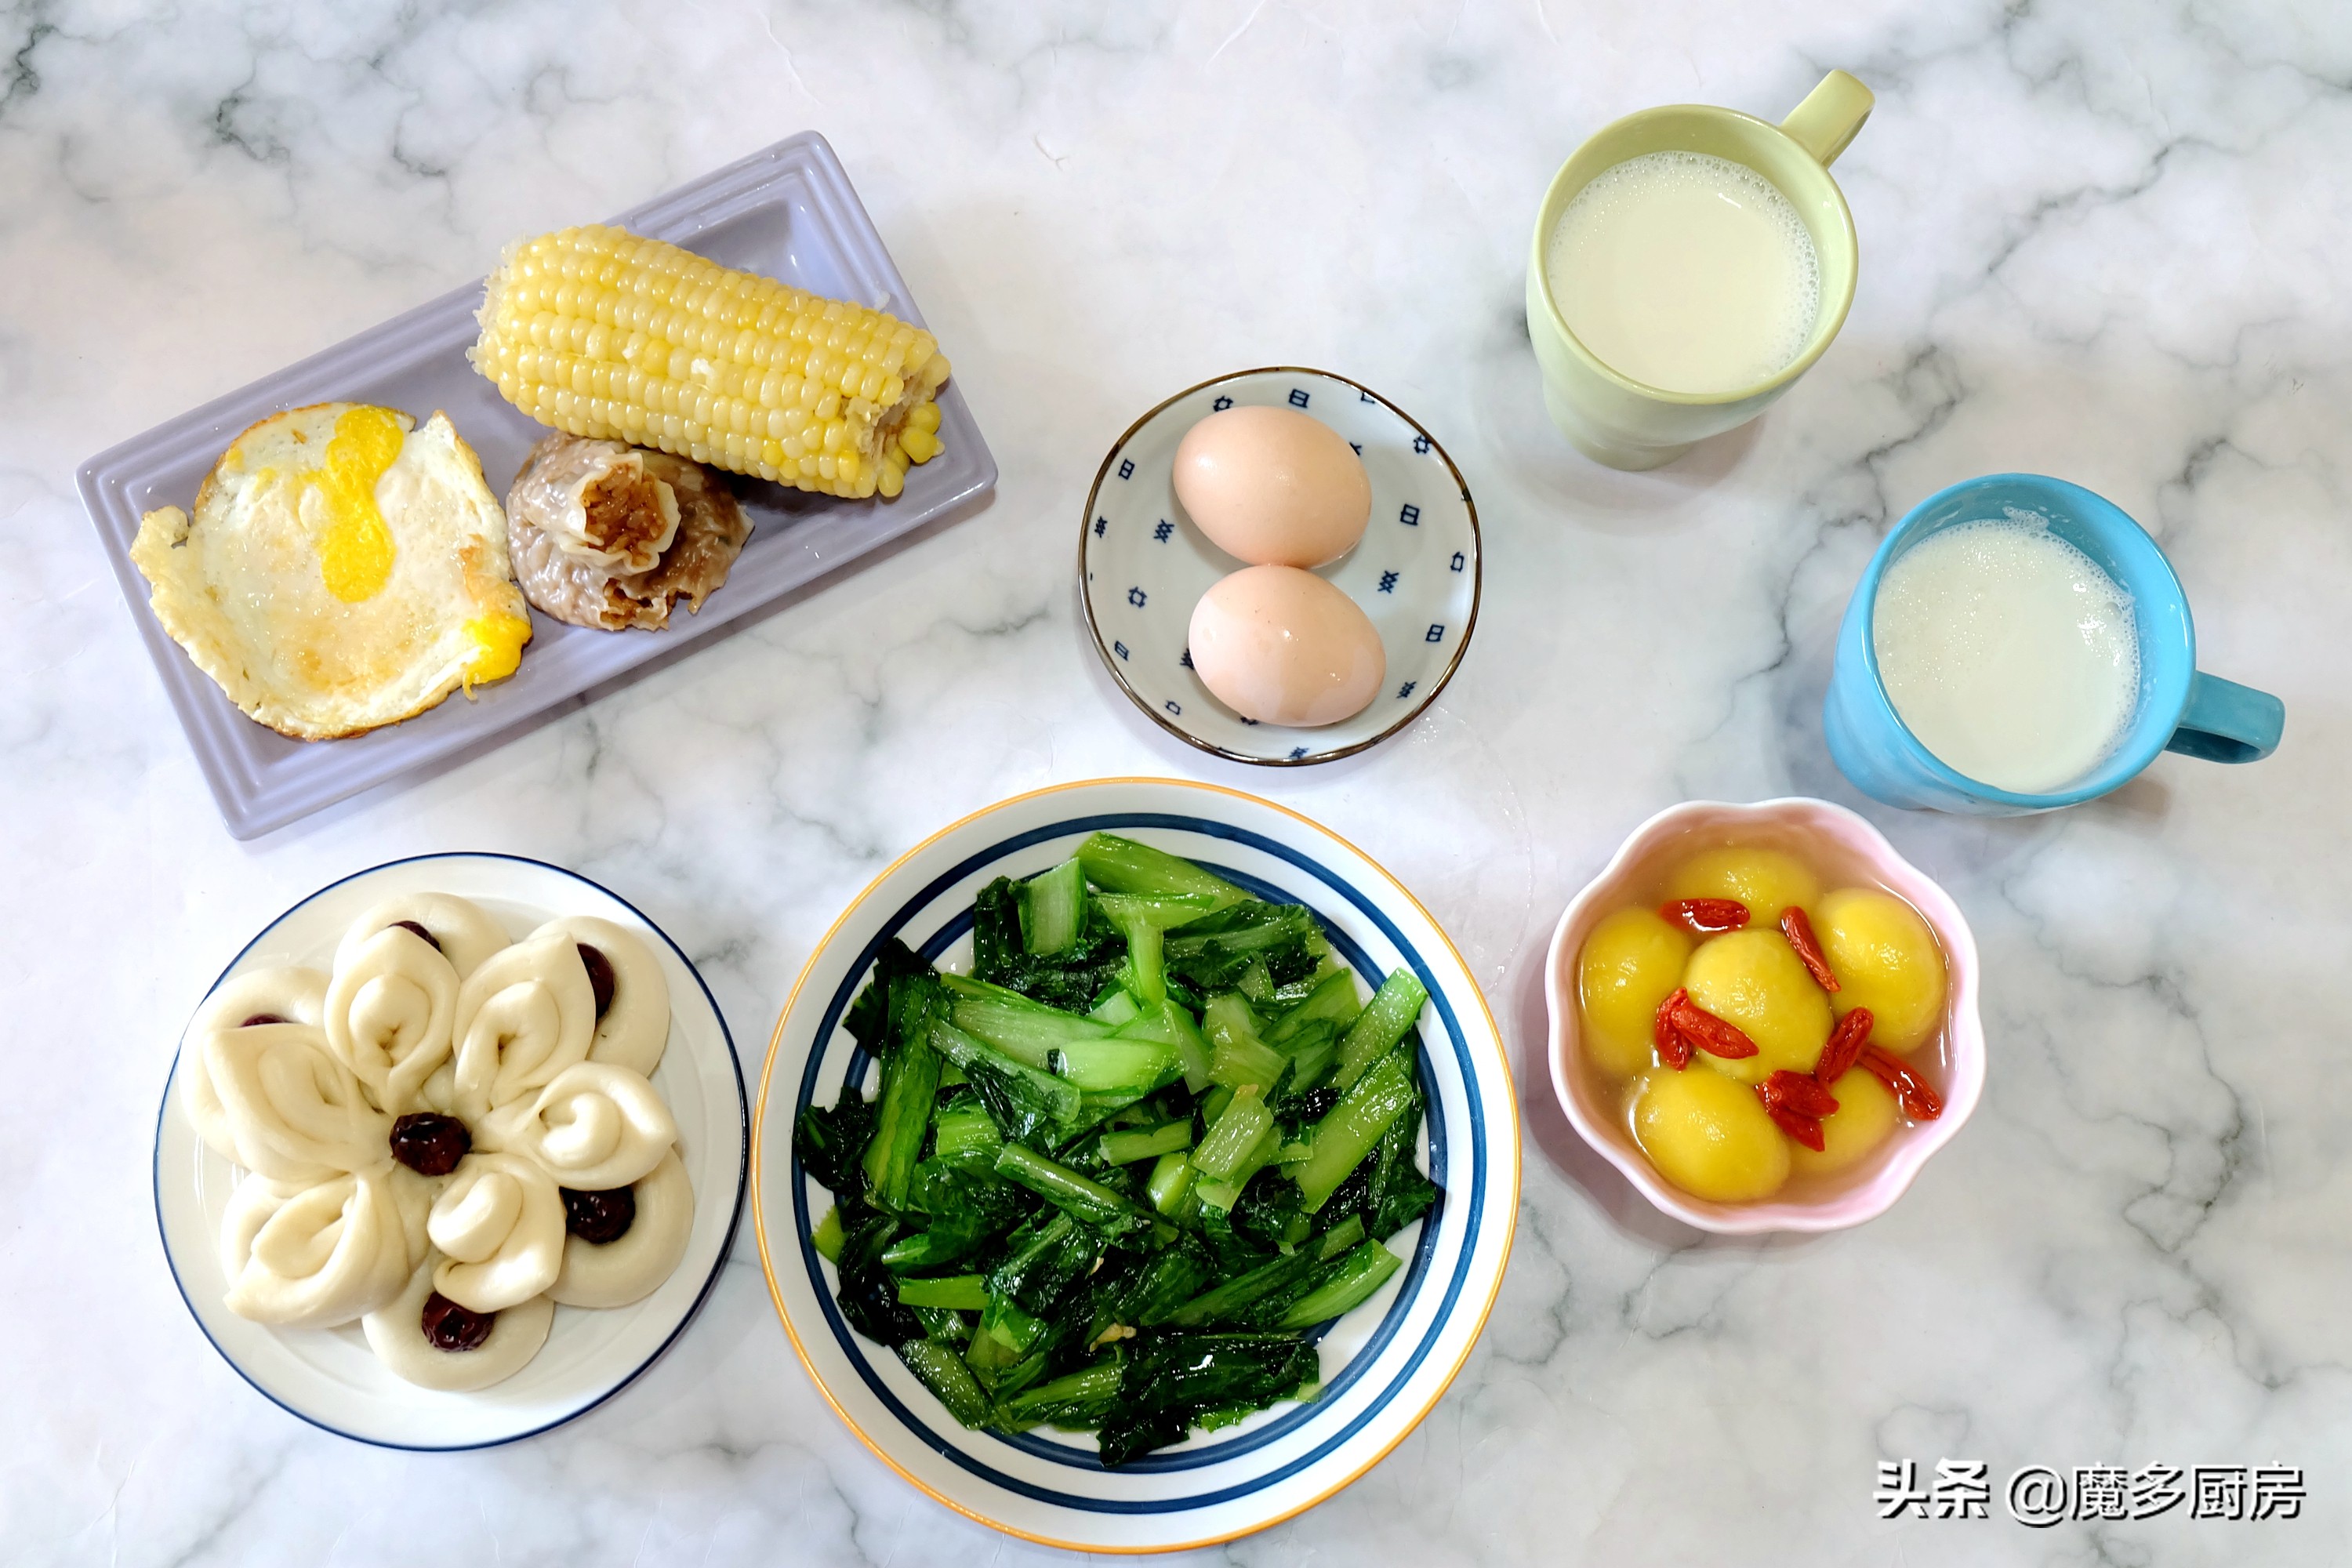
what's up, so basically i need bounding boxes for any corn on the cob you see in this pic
[470,224,950,500]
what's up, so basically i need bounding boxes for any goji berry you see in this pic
[1761,1098,1827,1152]
[1857,1044,1944,1120]
[1779,906,1841,993]
[1815,1007,1874,1083]
[1659,898,1750,935]
[1666,993,1759,1058]
[1651,988,1692,1070]
[1760,1069,1839,1118]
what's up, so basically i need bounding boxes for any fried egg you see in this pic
[132,403,535,740]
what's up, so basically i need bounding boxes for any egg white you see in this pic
[132,403,532,741]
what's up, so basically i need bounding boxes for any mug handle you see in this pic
[2165,672,2285,764]
[1780,71,1875,166]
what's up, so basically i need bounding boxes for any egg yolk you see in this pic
[305,405,406,603]
[462,612,532,691]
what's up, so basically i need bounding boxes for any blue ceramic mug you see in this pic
[1824,474,2285,814]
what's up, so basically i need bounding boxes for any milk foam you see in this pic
[1545,151,1821,395]
[1872,511,2140,795]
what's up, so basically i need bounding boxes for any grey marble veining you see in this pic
[5,2,2350,1563]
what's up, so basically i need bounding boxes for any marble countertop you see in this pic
[9,2,2349,1563]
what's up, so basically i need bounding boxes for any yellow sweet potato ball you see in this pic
[1632,1066,1791,1203]
[1815,887,1947,1052]
[1663,847,1823,926]
[1681,929,1833,1087]
[1788,1067,1902,1177]
[1577,907,1693,1079]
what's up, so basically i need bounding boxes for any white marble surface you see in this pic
[7,2,2350,1562]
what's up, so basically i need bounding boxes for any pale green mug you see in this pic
[1525,71,1874,470]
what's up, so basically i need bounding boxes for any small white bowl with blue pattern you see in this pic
[752,778,1519,1551]
[1081,368,1481,764]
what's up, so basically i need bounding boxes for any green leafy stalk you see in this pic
[1000,1359,1125,1427]
[1209,1030,1288,1094]
[987,1212,1101,1318]
[1332,969,1429,1090]
[1293,1047,1419,1212]
[1276,1240,1403,1329]
[1192,1087,1274,1181]
[861,1029,941,1210]
[931,1099,1003,1167]
[970,876,1131,1012]
[898,1338,994,1428]
[1146,1150,1198,1215]
[929,1020,1082,1143]
[1076,833,1250,907]
[1279,1021,1341,1097]
[1163,902,1327,993]
[1162,1248,1323,1327]
[1100,1120,1193,1165]
[1116,998,1214,1091]
[1047,1037,1184,1095]
[945,974,1120,1068]
[1264,970,1364,1045]
[842,938,935,1057]
[1097,892,1220,1007]
[897,1273,990,1311]
[1089,988,1144,1026]
[1022,858,1087,955]
[993,1143,1150,1233]
[1195,1122,1280,1212]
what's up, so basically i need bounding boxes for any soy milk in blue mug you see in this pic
[1825,474,2284,814]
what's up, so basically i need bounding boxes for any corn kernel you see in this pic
[471,225,950,499]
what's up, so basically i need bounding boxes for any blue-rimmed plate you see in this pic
[753,778,1518,1551]
[153,853,748,1449]
[1080,369,1481,766]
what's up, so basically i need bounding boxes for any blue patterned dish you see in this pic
[1080,369,1480,764]
[752,778,1519,1551]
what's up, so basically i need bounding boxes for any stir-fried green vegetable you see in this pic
[793,833,1441,1465]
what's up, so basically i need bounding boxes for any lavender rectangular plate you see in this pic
[78,132,995,839]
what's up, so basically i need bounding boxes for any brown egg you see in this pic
[1172,406,1372,568]
[1188,565,1385,728]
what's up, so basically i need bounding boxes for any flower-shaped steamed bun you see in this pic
[427,1152,565,1313]
[335,892,511,979]
[364,1254,554,1392]
[450,935,597,1125]
[550,1149,695,1309]
[481,1062,677,1191]
[203,1024,390,1182]
[325,924,458,1116]
[180,967,329,1163]
[387,1162,441,1265]
[528,916,671,1076]
[220,1171,411,1328]
[194,884,698,1395]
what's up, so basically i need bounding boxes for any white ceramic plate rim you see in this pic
[1543,797,1986,1234]
[152,851,750,1449]
[752,777,1520,1552]
[1078,367,1483,766]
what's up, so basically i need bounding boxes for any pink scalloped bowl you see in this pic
[1544,798,1984,1233]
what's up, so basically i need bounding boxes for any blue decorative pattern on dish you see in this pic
[1079,368,1480,766]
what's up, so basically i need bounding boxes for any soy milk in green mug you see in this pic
[1526,72,1873,469]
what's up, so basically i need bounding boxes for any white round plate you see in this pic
[753,777,1519,1552]
[154,852,748,1450]
[1080,368,1482,765]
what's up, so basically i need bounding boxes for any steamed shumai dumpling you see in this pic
[129,402,533,740]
